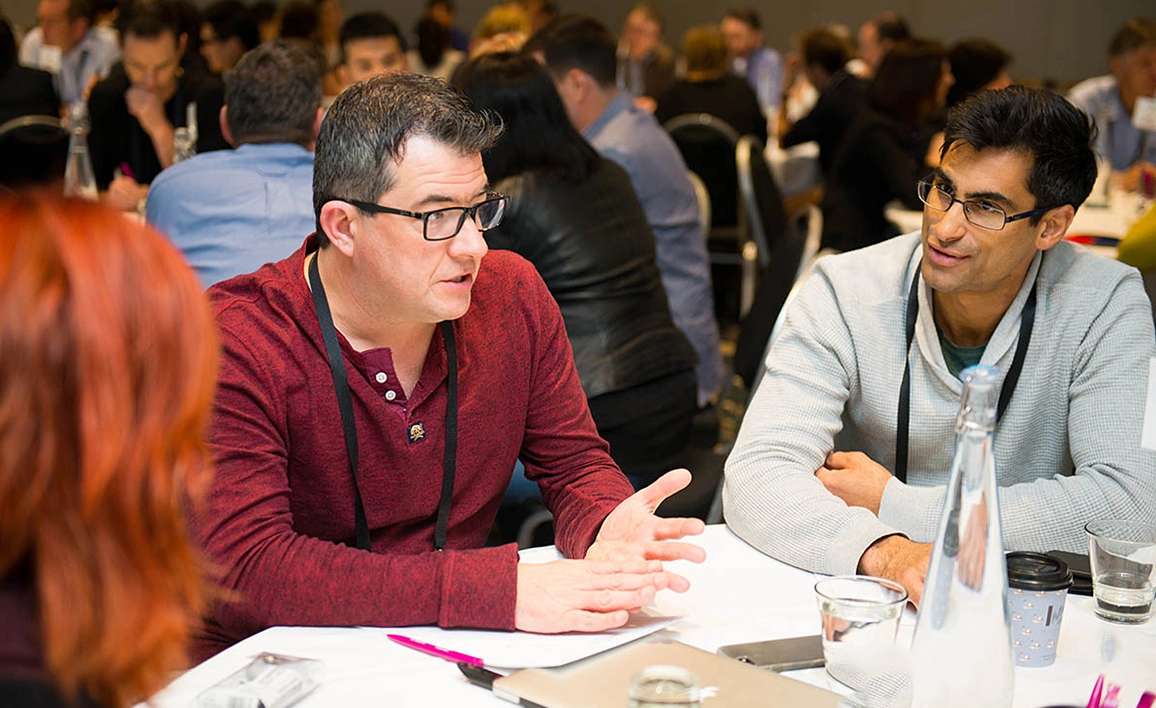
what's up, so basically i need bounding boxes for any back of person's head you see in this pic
[278,0,318,40]
[1108,17,1156,58]
[473,2,530,41]
[942,86,1097,216]
[454,51,598,185]
[116,0,183,41]
[867,37,947,126]
[524,14,617,89]
[800,25,851,76]
[0,191,218,708]
[682,25,728,79]
[203,0,259,51]
[339,11,403,60]
[871,11,910,44]
[225,40,321,146]
[312,72,503,246]
[947,38,1011,108]
[722,7,761,31]
[63,0,99,26]
[415,15,448,69]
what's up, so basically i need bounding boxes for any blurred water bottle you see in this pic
[910,365,1014,708]
[173,127,196,164]
[63,103,98,201]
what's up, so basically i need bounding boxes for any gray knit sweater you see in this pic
[725,232,1156,575]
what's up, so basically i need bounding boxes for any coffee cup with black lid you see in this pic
[1006,551,1074,667]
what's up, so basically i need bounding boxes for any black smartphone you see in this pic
[1047,550,1093,596]
[717,635,825,672]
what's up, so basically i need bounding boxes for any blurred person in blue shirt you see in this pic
[147,40,322,287]
[1068,18,1156,194]
[720,7,781,117]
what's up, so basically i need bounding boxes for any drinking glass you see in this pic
[1085,520,1156,624]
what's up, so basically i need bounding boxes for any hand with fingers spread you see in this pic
[514,558,669,633]
[585,468,707,594]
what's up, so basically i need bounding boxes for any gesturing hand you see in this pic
[514,558,668,633]
[815,451,894,516]
[585,469,706,593]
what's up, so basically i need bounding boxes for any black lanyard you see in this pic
[308,252,458,552]
[894,260,1037,482]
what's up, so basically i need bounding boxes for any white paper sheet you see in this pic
[379,609,679,669]
[1142,358,1156,450]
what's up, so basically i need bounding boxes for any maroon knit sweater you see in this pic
[193,237,633,660]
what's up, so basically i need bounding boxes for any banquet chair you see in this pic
[0,115,69,190]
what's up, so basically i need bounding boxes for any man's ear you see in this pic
[318,200,360,258]
[336,63,351,90]
[219,105,234,146]
[1035,204,1076,252]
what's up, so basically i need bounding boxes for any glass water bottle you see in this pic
[909,365,1014,707]
[63,103,98,201]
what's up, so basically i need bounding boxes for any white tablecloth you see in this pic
[147,525,1156,707]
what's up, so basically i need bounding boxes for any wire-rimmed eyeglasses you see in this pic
[916,180,1057,231]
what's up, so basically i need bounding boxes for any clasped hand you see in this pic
[514,469,706,633]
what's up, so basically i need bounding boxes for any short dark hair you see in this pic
[942,85,1097,217]
[722,8,761,31]
[65,0,98,26]
[524,14,617,89]
[116,0,182,41]
[1108,17,1156,58]
[871,11,910,43]
[867,38,946,127]
[224,40,320,146]
[251,0,278,25]
[800,26,851,76]
[203,0,259,51]
[278,1,317,40]
[947,38,1011,108]
[312,72,503,246]
[454,51,599,185]
[338,11,404,63]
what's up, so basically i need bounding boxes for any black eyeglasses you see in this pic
[328,193,507,241]
[917,180,1057,231]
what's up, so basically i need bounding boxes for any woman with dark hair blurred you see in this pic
[947,38,1012,108]
[409,15,464,81]
[455,52,698,489]
[0,192,219,707]
[820,38,953,252]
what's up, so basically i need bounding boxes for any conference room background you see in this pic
[2,0,1152,86]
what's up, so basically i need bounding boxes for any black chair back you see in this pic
[0,115,69,191]
[733,136,808,389]
[663,113,742,228]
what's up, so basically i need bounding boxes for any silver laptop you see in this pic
[492,640,842,707]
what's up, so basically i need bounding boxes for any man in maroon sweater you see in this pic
[195,72,706,658]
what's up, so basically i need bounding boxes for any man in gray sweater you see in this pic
[725,85,1156,606]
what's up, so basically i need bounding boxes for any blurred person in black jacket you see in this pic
[456,52,698,488]
[820,38,952,252]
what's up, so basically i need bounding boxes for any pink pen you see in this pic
[1087,674,1105,708]
[387,633,484,667]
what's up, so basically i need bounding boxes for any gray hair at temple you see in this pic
[224,40,322,147]
[312,72,504,247]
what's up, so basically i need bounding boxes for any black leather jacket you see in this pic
[488,158,697,399]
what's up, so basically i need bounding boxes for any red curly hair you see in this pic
[0,192,219,707]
